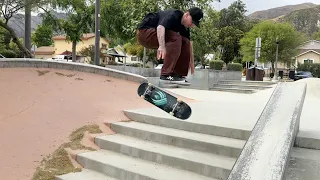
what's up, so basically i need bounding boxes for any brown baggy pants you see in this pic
[136,29,190,76]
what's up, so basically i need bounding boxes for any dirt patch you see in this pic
[55,72,75,77]
[37,70,50,76]
[31,124,103,180]
[75,78,84,81]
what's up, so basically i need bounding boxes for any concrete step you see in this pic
[110,121,245,158]
[95,134,236,179]
[286,147,320,180]
[56,169,117,180]
[210,87,256,94]
[218,80,276,86]
[76,149,216,180]
[123,110,251,140]
[295,134,320,150]
[215,84,273,90]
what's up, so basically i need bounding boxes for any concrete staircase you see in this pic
[57,113,248,180]
[55,111,320,180]
[211,80,276,94]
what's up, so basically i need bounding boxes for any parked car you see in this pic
[294,71,313,81]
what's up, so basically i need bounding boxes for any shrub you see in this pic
[297,63,320,77]
[131,63,142,67]
[0,49,16,58]
[209,60,224,70]
[227,63,242,71]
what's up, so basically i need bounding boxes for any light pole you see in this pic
[94,0,101,66]
[273,37,279,81]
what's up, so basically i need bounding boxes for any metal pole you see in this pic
[143,47,146,68]
[274,37,279,80]
[94,0,101,65]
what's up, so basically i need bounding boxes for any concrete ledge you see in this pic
[295,135,320,150]
[124,110,251,140]
[0,58,148,83]
[227,82,307,180]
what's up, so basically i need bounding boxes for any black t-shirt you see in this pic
[137,9,190,39]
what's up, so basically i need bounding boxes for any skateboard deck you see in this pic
[137,82,192,120]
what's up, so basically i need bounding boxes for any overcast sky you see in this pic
[211,0,319,15]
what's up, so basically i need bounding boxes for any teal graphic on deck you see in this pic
[151,91,167,106]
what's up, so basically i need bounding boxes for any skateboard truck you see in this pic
[140,82,153,99]
[170,99,182,116]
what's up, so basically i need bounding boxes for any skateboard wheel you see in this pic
[177,99,182,103]
[169,112,174,116]
[148,82,152,86]
[140,95,145,98]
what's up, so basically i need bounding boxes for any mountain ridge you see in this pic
[248,2,318,20]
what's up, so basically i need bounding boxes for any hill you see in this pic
[278,5,320,37]
[248,3,318,20]
[7,12,67,39]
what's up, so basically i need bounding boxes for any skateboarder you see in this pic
[136,7,203,85]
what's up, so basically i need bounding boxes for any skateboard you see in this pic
[137,82,192,120]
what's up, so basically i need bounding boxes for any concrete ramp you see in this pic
[227,82,307,180]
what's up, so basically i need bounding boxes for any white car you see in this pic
[154,64,163,69]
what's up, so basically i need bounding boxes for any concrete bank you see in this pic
[1,59,148,83]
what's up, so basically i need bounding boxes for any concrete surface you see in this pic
[76,150,216,180]
[3,59,320,180]
[110,121,245,157]
[126,86,276,131]
[161,78,320,146]
[124,110,251,140]
[294,78,320,149]
[145,70,242,90]
[57,169,116,180]
[95,134,235,179]
[0,67,155,179]
[227,82,307,180]
[286,147,320,180]
[0,58,148,83]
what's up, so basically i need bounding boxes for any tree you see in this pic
[218,26,244,64]
[217,0,247,31]
[42,0,94,62]
[240,20,307,72]
[191,6,219,66]
[123,42,157,65]
[0,0,37,57]
[100,0,218,41]
[312,31,320,41]
[215,0,248,64]
[32,24,54,47]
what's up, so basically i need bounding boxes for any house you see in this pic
[294,40,320,66]
[53,33,110,55]
[34,46,55,59]
[257,40,320,73]
[34,33,110,64]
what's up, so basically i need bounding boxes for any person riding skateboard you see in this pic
[136,7,203,85]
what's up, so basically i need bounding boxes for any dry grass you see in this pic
[55,72,75,77]
[31,124,103,180]
[37,70,50,76]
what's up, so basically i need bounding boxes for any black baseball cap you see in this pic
[188,7,203,27]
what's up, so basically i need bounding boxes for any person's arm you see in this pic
[156,25,166,60]
[189,41,195,74]
[157,25,165,48]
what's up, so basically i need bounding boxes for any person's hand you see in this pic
[157,46,166,60]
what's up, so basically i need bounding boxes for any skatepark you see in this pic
[1,59,320,180]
